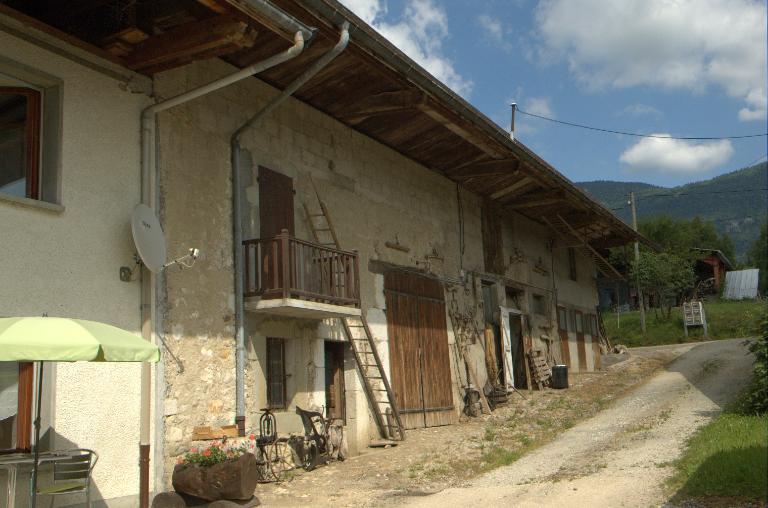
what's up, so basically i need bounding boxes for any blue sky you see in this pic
[341,0,767,187]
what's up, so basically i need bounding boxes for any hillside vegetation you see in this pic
[602,300,764,348]
[579,162,768,261]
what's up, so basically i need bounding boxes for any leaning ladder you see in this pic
[341,315,405,440]
[303,177,406,441]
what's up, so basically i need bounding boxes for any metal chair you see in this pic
[33,449,98,507]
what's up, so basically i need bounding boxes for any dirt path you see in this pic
[400,338,754,508]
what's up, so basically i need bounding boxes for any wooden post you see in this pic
[280,229,290,300]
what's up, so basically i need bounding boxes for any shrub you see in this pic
[742,318,768,415]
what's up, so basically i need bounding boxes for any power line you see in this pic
[608,187,768,210]
[517,108,768,140]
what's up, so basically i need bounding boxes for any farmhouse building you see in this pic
[0,0,649,504]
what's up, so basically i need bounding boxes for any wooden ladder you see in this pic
[304,176,405,441]
[303,175,340,249]
[341,315,405,441]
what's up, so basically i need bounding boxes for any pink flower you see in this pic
[249,434,256,440]
[203,449,211,457]
[189,447,198,454]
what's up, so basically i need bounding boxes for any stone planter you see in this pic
[172,453,259,501]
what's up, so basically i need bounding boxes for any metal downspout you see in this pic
[231,22,350,433]
[138,26,309,507]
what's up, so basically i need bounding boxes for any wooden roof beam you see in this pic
[338,89,425,124]
[489,176,537,200]
[445,158,520,179]
[505,190,566,210]
[125,15,258,72]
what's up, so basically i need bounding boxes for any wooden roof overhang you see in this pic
[0,0,651,250]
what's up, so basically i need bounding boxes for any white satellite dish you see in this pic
[131,204,167,273]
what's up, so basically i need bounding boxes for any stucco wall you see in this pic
[0,29,150,504]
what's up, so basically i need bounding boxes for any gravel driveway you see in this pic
[400,338,754,508]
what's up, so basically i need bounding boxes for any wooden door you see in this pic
[557,306,570,367]
[385,271,455,429]
[575,310,587,371]
[324,341,346,421]
[258,166,294,239]
[258,167,294,296]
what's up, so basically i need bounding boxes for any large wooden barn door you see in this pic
[385,271,455,429]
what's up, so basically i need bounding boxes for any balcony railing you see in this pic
[243,230,361,308]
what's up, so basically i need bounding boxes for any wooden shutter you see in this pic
[258,166,294,239]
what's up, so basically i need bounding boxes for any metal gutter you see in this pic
[231,21,350,436]
[223,0,316,42]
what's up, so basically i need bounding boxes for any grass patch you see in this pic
[603,299,764,347]
[480,445,522,471]
[668,411,768,501]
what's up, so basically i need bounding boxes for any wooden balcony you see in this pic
[242,230,361,319]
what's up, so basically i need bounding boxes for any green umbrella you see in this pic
[0,316,160,507]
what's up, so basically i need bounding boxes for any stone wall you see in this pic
[154,55,603,482]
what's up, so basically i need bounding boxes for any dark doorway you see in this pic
[481,282,504,387]
[508,314,527,389]
[324,341,346,421]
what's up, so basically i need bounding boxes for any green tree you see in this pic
[638,215,737,263]
[746,221,767,294]
[631,251,695,319]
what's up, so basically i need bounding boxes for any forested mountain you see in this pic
[578,162,768,262]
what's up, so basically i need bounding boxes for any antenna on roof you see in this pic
[510,102,517,141]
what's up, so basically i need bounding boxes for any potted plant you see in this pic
[172,438,259,501]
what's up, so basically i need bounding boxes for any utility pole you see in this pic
[630,192,646,334]
[510,102,517,140]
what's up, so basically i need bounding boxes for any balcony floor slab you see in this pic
[244,297,362,319]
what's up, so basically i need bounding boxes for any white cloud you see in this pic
[526,97,553,118]
[618,103,663,118]
[535,0,767,122]
[341,0,383,24]
[619,135,734,173]
[340,0,472,96]
[477,14,504,42]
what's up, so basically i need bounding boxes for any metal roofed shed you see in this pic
[723,269,760,300]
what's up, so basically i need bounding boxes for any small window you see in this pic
[568,248,577,281]
[0,87,40,199]
[568,309,576,331]
[576,312,584,333]
[557,307,567,331]
[590,314,599,337]
[266,338,286,409]
[532,294,547,316]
